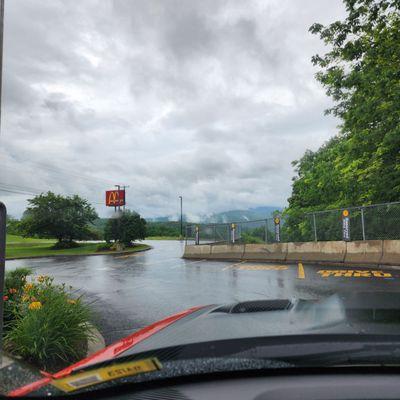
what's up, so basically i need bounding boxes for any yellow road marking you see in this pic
[318,269,393,278]
[224,262,289,271]
[297,262,305,279]
[222,260,246,271]
[238,265,288,271]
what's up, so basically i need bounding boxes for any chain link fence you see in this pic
[185,201,400,245]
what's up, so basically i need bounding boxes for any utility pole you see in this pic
[179,196,183,239]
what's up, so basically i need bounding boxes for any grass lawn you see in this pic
[6,235,150,259]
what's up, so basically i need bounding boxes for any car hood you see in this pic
[123,291,400,356]
[7,291,400,396]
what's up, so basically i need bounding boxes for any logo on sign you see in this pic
[105,190,126,207]
[342,209,350,241]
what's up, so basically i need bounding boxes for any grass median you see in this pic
[6,234,151,259]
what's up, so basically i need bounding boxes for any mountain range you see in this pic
[148,206,282,223]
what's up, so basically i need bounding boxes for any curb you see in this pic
[87,323,106,356]
[6,245,152,261]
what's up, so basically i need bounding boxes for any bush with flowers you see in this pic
[3,268,94,371]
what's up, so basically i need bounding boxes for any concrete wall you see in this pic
[286,241,346,263]
[344,240,383,264]
[183,239,400,266]
[210,244,245,260]
[183,244,212,258]
[243,243,288,261]
[380,240,400,265]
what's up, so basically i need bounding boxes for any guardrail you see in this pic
[185,201,400,245]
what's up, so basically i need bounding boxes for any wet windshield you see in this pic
[1,0,400,397]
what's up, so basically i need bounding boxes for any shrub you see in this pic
[4,268,33,328]
[5,268,32,292]
[96,242,113,252]
[51,241,80,250]
[4,270,94,371]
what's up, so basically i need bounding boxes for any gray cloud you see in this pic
[0,0,346,219]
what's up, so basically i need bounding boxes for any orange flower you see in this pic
[37,275,48,283]
[28,301,42,310]
[67,299,76,305]
[24,283,34,292]
[8,288,17,294]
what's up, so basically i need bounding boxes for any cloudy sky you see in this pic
[0,0,346,219]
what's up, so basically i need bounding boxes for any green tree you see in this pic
[6,215,22,235]
[309,0,400,205]
[104,210,146,246]
[19,192,98,243]
[282,0,400,241]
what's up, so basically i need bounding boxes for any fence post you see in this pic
[361,207,366,241]
[195,226,200,245]
[312,213,318,242]
[0,202,6,363]
[274,217,281,243]
[265,220,268,243]
[231,223,236,244]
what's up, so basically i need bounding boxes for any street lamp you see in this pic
[179,196,183,239]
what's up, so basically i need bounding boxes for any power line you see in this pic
[0,163,119,189]
[0,182,105,205]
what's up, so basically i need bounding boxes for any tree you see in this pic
[20,192,98,243]
[282,0,400,240]
[6,216,22,235]
[104,210,146,246]
[309,0,400,205]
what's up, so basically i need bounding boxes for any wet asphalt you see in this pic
[6,240,400,345]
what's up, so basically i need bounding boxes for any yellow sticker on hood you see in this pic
[51,358,162,393]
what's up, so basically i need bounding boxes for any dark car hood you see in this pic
[122,291,400,356]
[7,291,400,397]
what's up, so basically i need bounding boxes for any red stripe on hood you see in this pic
[8,305,204,397]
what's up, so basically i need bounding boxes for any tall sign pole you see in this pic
[0,0,5,364]
[106,187,126,244]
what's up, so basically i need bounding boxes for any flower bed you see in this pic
[3,268,94,371]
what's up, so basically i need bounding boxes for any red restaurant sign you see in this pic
[105,190,125,207]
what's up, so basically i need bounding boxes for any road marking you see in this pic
[238,265,288,271]
[318,269,393,278]
[298,262,305,279]
[223,262,291,271]
[222,261,246,271]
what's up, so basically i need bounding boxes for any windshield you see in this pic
[1,0,400,397]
